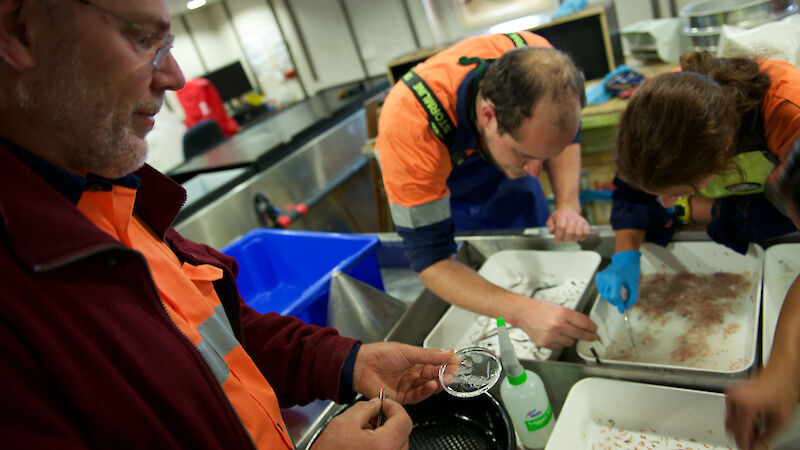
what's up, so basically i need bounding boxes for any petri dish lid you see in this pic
[439,347,502,398]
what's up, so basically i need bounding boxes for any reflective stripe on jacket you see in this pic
[0,142,360,449]
[77,185,293,449]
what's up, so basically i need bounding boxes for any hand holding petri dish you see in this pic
[439,347,502,398]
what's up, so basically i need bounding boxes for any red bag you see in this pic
[176,78,239,137]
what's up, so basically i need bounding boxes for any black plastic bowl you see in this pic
[405,391,514,450]
[307,391,515,450]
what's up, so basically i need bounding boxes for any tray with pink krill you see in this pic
[423,249,601,361]
[577,242,764,375]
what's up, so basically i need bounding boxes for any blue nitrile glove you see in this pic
[586,82,612,105]
[552,0,588,19]
[585,65,638,106]
[595,250,641,313]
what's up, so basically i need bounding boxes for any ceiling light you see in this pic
[187,0,207,10]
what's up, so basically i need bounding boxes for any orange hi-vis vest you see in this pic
[376,31,552,211]
[76,184,293,449]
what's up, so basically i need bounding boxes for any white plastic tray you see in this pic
[763,243,800,365]
[423,250,601,361]
[547,377,800,450]
[546,377,736,449]
[576,242,763,374]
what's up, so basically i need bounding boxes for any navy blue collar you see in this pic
[453,68,483,155]
[2,138,140,205]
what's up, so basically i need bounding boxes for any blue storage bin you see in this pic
[221,228,384,326]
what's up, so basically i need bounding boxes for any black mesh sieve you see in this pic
[409,415,502,449]
[404,391,514,450]
[307,390,514,449]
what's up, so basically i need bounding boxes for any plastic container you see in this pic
[497,318,555,449]
[309,391,515,450]
[424,250,600,362]
[763,243,800,365]
[576,241,763,376]
[545,378,738,449]
[221,228,384,326]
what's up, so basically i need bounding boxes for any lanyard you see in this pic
[400,33,528,167]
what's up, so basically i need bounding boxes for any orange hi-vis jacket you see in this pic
[376,31,555,271]
[76,185,293,449]
[758,59,800,177]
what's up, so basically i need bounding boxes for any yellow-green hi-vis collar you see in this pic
[699,150,778,198]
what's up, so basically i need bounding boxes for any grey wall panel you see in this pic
[174,110,378,249]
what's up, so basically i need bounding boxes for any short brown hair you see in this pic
[615,51,771,192]
[480,46,585,139]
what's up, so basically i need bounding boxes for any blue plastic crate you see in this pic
[221,228,384,326]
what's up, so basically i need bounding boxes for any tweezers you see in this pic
[375,387,385,428]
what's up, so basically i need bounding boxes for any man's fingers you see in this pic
[553,218,566,242]
[400,379,441,405]
[378,399,413,434]
[344,398,382,424]
[565,309,598,333]
[548,211,590,243]
[408,346,455,366]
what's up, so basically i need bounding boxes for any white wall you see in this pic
[343,0,419,77]
[279,0,368,89]
[183,3,245,69]
[149,0,670,173]
[226,0,304,105]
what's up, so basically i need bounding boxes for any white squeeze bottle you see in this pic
[497,317,555,449]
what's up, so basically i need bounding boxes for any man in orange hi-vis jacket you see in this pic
[0,0,459,448]
[376,31,598,350]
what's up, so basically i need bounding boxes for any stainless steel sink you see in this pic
[290,226,800,448]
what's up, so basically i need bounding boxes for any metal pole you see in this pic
[264,0,309,99]
[421,0,445,47]
[668,0,678,17]
[180,14,208,73]
[338,0,371,79]
[283,0,319,82]
[650,0,662,18]
[221,1,266,95]
[399,0,421,49]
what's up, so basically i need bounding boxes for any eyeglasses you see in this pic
[72,0,174,69]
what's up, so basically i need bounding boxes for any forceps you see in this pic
[375,387,386,428]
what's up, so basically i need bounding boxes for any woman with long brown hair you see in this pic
[596,51,800,313]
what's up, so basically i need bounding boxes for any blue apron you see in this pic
[447,153,550,230]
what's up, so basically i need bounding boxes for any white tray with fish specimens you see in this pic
[763,243,800,366]
[545,377,738,450]
[576,242,763,374]
[423,250,601,361]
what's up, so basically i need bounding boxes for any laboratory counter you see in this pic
[290,227,800,449]
[168,77,389,184]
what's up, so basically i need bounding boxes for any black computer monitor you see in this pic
[203,61,253,103]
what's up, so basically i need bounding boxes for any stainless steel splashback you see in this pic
[174,110,379,249]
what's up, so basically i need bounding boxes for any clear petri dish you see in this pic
[439,347,502,398]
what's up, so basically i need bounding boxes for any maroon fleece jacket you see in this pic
[0,144,358,449]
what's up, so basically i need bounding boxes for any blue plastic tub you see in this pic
[221,228,384,326]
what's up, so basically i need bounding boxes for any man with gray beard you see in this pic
[0,1,456,448]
